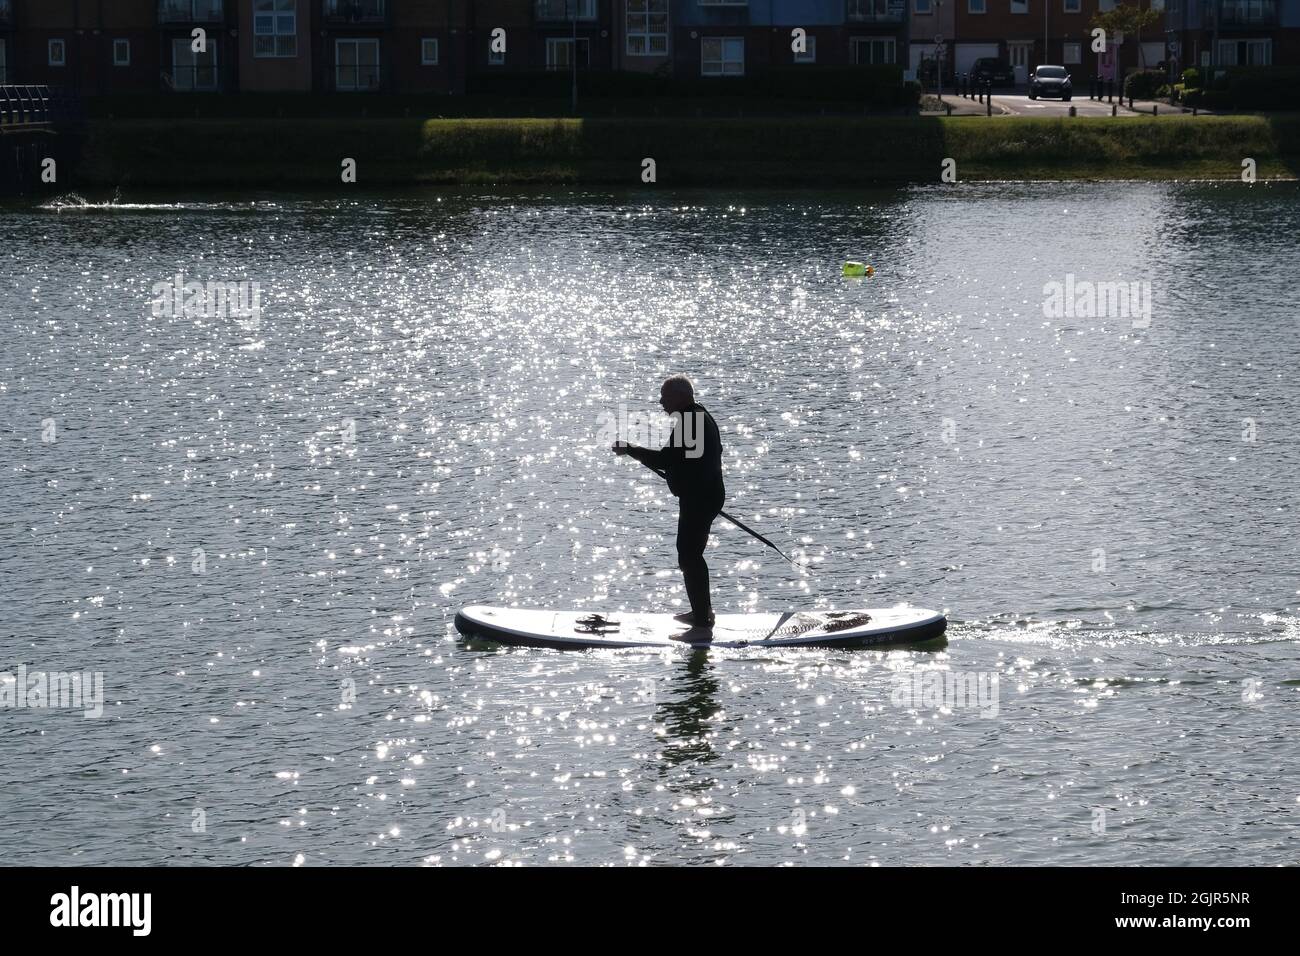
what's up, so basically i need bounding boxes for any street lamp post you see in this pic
[1210,0,1219,70]
[570,0,579,115]
[935,0,944,99]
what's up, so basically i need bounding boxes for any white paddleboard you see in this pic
[455,605,946,649]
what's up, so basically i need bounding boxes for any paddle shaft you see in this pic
[636,462,802,567]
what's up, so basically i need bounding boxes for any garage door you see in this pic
[954,43,999,79]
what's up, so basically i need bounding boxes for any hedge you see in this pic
[468,66,910,107]
[71,114,1300,187]
[1182,67,1300,111]
[1124,71,1165,100]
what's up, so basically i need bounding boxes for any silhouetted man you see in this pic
[613,375,725,629]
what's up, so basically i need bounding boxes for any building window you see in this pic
[1063,0,1080,11]
[1063,42,1081,63]
[968,0,985,12]
[335,38,380,90]
[161,0,228,19]
[545,37,589,70]
[49,39,67,67]
[848,0,895,15]
[914,0,932,11]
[321,0,383,16]
[851,37,896,65]
[1218,38,1271,65]
[1250,38,1272,63]
[794,35,816,63]
[0,40,7,84]
[421,38,439,65]
[701,37,744,76]
[171,38,218,90]
[254,0,297,58]
[626,0,668,56]
[113,39,131,66]
[1011,0,1028,13]
[536,0,596,18]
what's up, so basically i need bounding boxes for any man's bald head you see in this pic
[659,374,695,414]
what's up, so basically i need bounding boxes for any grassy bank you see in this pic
[73,115,1300,188]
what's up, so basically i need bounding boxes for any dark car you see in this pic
[970,57,1015,88]
[1029,64,1073,100]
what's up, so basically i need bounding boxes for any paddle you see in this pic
[628,457,804,568]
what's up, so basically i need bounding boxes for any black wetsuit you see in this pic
[626,404,725,620]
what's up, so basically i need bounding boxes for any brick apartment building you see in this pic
[1165,0,1300,74]
[0,1,12,84]
[314,0,469,93]
[241,0,313,92]
[0,1,1293,95]
[928,0,1168,85]
[7,0,182,92]
[1,0,471,94]
[666,1,906,76]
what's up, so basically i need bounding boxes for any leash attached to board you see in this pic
[635,460,803,568]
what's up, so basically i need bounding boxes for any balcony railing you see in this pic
[1220,0,1277,26]
[847,0,905,21]
[158,0,225,23]
[536,0,598,19]
[1,86,50,126]
[322,0,387,22]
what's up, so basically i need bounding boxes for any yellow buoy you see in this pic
[843,261,874,277]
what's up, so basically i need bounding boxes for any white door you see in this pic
[1009,42,1031,86]
[954,42,998,80]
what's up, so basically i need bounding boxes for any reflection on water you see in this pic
[658,651,722,775]
[0,184,1297,866]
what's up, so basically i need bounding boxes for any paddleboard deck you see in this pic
[455,605,946,649]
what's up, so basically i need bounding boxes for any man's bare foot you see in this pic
[670,624,714,643]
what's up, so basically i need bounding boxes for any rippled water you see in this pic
[2,184,1297,866]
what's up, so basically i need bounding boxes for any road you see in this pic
[991,94,1137,117]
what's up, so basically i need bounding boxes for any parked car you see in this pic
[1029,65,1073,100]
[970,57,1015,88]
